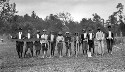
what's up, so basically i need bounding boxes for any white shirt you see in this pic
[28,33,30,39]
[56,36,64,42]
[19,32,22,39]
[76,36,79,43]
[84,33,87,38]
[108,31,112,38]
[51,34,54,42]
[41,34,48,43]
[37,34,40,39]
[89,33,92,40]
[96,31,104,40]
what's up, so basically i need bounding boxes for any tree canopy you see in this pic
[0,1,125,36]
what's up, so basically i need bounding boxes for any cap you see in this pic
[82,29,85,31]
[43,29,47,32]
[97,27,100,30]
[108,25,111,28]
[19,27,22,30]
[37,30,40,33]
[66,32,69,34]
[58,31,62,34]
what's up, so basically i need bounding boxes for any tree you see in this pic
[24,14,31,21]
[31,11,36,19]
[0,0,17,21]
[92,13,101,22]
[56,12,73,24]
[0,0,17,34]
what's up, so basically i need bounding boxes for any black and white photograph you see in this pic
[0,0,125,72]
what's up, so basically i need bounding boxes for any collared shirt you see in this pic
[108,31,112,38]
[51,34,54,42]
[56,36,64,42]
[75,36,79,43]
[18,32,22,39]
[96,31,105,40]
[28,33,30,39]
[84,33,87,39]
[41,34,48,43]
[37,34,40,39]
[89,33,92,40]
[65,36,71,42]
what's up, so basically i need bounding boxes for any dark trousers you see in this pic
[74,42,79,55]
[57,43,63,56]
[88,40,94,53]
[24,42,34,57]
[107,39,113,53]
[50,42,55,56]
[16,41,24,58]
[36,50,40,56]
[34,41,41,56]
[82,41,88,54]
[65,43,71,56]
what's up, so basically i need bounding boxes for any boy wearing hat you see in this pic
[65,32,72,57]
[48,31,56,58]
[24,29,34,58]
[34,30,41,57]
[106,26,114,54]
[16,28,24,58]
[40,29,48,58]
[80,29,88,55]
[87,28,94,57]
[95,27,105,55]
[56,31,64,58]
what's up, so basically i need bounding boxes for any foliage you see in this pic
[0,1,125,37]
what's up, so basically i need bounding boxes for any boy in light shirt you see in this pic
[56,32,64,58]
[40,29,48,58]
[96,27,105,56]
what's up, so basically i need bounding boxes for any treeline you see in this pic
[0,0,125,36]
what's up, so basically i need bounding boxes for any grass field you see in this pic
[0,38,125,72]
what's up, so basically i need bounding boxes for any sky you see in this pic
[10,0,125,22]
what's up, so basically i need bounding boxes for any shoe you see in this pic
[110,52,112,55]
[41,56,44,58]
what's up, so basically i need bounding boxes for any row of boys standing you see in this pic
[15,25,114,58]
[78,26,114,57]
[15,28,72,58]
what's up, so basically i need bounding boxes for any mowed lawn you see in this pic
[0,39,125,72]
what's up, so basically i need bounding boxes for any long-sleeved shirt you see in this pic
[50,34,54,42]
[40,34,48,43]
[96,31,104,40]
[56,36,64,43]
